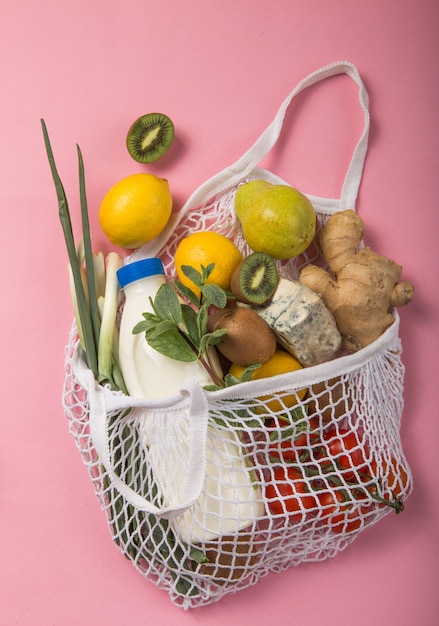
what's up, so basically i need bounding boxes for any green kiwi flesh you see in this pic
[231,252,279,305]
[126,112,175,163]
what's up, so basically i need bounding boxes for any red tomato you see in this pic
[330,506,363,534]
[294,428,320,448]
[317,489,346,517]
[265,466,318,522]
[359,459,378,483]
[347,459,379,497]
[349,456,409,514]
[321,427,369,481]
[382,457,410,499]
[268,439,299,463]
[367,456,410,513]
[268,432,317,464]
[329,492,377,533]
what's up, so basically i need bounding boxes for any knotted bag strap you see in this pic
[73,345,210,519]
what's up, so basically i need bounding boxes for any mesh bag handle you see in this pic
[73,346,210,518]
[132,60,370,262]
[182,60,370,212]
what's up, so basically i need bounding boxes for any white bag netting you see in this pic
[62,62,412,609]
[63,181,412,609]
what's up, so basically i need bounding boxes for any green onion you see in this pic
[77,145,101,355]
[93,251,106,300]
[68,263,86,350]
[41,119,98,378]
[98,252,123,387]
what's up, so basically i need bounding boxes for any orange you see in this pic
[99,173,172,249]
[174,231,243,296]
[229,349,307,413]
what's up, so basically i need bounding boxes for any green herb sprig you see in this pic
[133,264,230,388]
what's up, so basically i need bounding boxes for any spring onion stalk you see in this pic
[41,119,98,378]
[98,296,128,394]
[111,361,128,395]
[97,296,105,322]
[98,294,128,394]
[98,252,123,388]
[93,251,106,300]
[43,120,128,394]
[111,325,122,368]
[68,263,86,349]
[76,237,85,268]
[77,145,101,355]
[76,245,106,327]
[75,238,90,313]
[97,296,120,365]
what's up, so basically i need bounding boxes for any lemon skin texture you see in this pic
[99,173,172,249]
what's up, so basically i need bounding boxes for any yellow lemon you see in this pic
[229,349,307,413]
[99,173,172,249]
[174,231,243,296]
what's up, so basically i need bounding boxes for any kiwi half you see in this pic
[231,252,279,305]
[126,112,175,163]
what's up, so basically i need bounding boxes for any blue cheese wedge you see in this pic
[255,278,342,367]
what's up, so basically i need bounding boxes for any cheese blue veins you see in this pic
[254,278,342,367]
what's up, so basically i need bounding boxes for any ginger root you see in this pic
[299,210,414,353]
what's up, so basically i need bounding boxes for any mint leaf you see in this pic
[199,328,227,354]
[189,547,210,564]
[181,265,203,288]
[181,304,200,346]
[223,364,262,387]
[146,327,197,362]
[239,363,262,381]
[153,283,182,324]
[203,384,223,391]
[196,304,208,340]
[223,373,243,387]
[199,283,228,308]
[132,312,162,335]
[145,319,178,339]
[200,263,215,282]
[174,279,200,306]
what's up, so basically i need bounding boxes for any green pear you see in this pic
[235,180,316,259]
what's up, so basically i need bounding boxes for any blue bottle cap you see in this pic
[117,258,165,288]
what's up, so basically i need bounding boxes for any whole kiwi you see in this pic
[231,252,279,305]
[197,531,259,583]
[214,307,277,366]
[206,300,236,333]
[126,112,175,163]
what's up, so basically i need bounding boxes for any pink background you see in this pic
[1,1,438,624]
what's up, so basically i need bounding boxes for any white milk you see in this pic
[117,257,214,399]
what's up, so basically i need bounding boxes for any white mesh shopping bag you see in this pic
[63,61,412,609]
